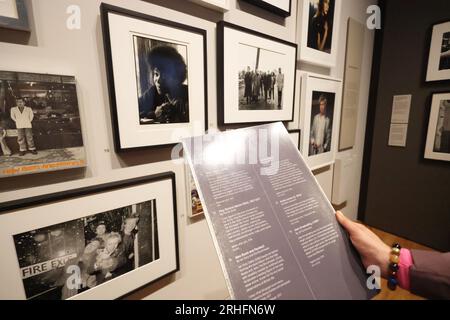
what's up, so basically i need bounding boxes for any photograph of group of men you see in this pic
[13,200,159,300]
[238,43,285,111]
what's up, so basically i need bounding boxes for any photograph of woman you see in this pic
[307,0,335,53]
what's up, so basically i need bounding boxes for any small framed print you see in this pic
[426,21,450,82]
[300,73,342,170]
[288,129,301,150]
[188,0,230,12]
[241,0,292,17]
[218,21,297,125]
[297,0,342,67]
[0,172,179,300]
[185,164,204,218]
[101,3,208,151]
[424,92,450,162]
[0,0,30,32]
[0,71,86,178]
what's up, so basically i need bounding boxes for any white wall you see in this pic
[0,0,376,299]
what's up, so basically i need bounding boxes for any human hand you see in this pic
[335,211,391,278]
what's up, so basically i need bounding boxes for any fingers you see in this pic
[335,211,359,235]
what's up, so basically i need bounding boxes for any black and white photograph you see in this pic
[218,21,297,125]
[309,91,335,156]
[238,44,285,111]
[13,200,159,300]
[300,73,342,170]
[134,36,190,125]
[101,4,207,151]
[0,71,86,178]
[0,172,178,300]
[425,93,450,162]
[297,0,341,67]
[307,0,335,53]
[439,31,450,71]
[426,21,450,82]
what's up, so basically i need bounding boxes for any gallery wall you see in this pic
[0,0,376,299]
[361,0,450,251]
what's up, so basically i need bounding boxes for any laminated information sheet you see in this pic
[182,122,376,300]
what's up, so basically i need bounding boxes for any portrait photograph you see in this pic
[238,44,286,111]
[13,200,159,300]
[307,0,335,54]
[300,73,342,170]
[218,21,297,125]
[297,0,341,67]
[0,71,86,178]
[0,172,178,300]
[134,36,189,125]
[101,4,207,151]
[425,93,450,162]
[308,91,335,156]
[426,21,450,82]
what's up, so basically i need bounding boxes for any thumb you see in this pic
[335,211,359,235]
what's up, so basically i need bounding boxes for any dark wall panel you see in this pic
[363,0,450,251]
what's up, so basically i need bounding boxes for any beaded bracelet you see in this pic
[387,243,401,290]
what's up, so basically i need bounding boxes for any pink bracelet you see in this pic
[397,248,413,290]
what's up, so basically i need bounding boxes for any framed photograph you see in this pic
[297,0,342,67]
[300,73,342,170]
[0,71,86,178]
[0,0,29,32]
[185,164,204,218]
[288,129,301,150]
[218,21,297,125]
[426,21,450,82]
[188,0,230,12]
[101,3,207,151]
[0,172,178,300]
[424,92,450,162]
[240,0,292,17]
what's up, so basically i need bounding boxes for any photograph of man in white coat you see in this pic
[10,97,37,156]
[309,93,333,156]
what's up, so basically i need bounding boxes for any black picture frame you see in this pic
[0,0,30,32]
[0,171,179,300]
[288,129,301,150]
[100,3,208,152]
[217,21,297,126]
[240,0,291,17]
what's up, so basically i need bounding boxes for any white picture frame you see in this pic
[296,0,342,67]
[426,21,450,82]
[299,72,342,170]
[188,0,230,12]
[424,92,450,162]
[0,172,178,300]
